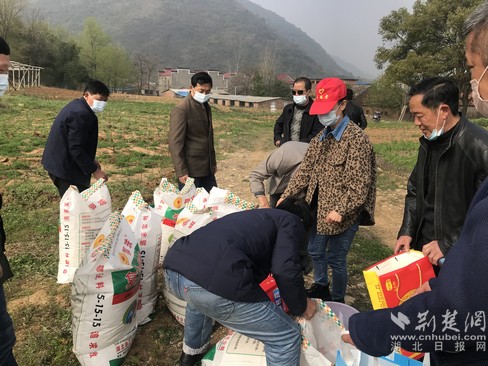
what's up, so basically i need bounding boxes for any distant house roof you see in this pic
[209,94,282,103]
[159,69,173,76]
[276,73,294,85]
[170,88,190,97]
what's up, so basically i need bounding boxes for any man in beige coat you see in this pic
[169,72,217,192]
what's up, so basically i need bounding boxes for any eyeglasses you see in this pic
[291,90,307,95]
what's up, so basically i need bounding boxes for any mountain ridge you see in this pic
[26,0,353,78]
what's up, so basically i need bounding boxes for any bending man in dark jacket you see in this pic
[394,77,488,268]
[163,197,316,366]
[273,77,323,146]
[42,80,110,197]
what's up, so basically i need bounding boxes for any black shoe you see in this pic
[179,351,205,366]
[306,283,332,301]
[332,298,345,303]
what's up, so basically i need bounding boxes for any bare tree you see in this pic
[23,9,48,65]
[133,54,159,94]
[258,41,284,95]
[228,73,251,95]
[0,0,25,40]
[231,34,244,73]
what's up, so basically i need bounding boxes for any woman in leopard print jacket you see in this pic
[281,78,376,303]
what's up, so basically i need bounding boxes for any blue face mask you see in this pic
[425,108,445,141]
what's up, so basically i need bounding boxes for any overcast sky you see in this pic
[248,0,416,78]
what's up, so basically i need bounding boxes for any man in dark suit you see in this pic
[344,88,367,129]
[42,80,110,197]
[169,72,217,192]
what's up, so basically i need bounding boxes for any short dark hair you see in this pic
[408,77,459,116]
[0,37,10,55]
[191,72,213,88]
[346,88,354,101]
[84,80,110,98]
[294,77,312,91]
[277,196,313,231]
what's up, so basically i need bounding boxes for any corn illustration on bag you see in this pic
[153,177,196,263]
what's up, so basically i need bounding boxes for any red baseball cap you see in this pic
[309,78,347,115]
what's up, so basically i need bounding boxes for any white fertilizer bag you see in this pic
[298,299,343,366]
[172,188,212,242]
[153,177,196,263]
[58,178,112,284]
[202,332,267,366]
[121,190,162,325]
[72,212,140,366]
[173,187,256,241]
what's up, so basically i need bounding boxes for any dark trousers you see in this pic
[49,173,89,198]
[178,174,217,193]
[270,194,282,208]
[0,285,17,366]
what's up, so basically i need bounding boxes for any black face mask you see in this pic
[299,228,313,275]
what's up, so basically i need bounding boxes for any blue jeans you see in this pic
[308,222,359,301]
[164,269,301,366]
[0,285,17,366]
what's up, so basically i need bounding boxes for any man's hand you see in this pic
[275,140,281,147]
[257,195,270,208]
[178,175,189,185]
[341,332,355,346]
[422,240,443,265]
[394,235,412,254]
[325,210,342,223]
[301,298,317,320]
[93,168,108,182]
[413,280,432,296]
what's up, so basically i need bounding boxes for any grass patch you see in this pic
[347,232,394,312]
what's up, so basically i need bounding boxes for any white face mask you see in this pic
[91,99,107,113]
[0,74,8,97]
[193,91,211,104]
[318,108,339,127]
[425,108,446,141]
[470,66,488,117]
[293,95,308,105]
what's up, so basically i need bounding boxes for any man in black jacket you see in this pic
[0,36,17,366]
[394,77,488,268]
[163,197,316,366]
[41,80,110,197]
[273,77,323,146]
